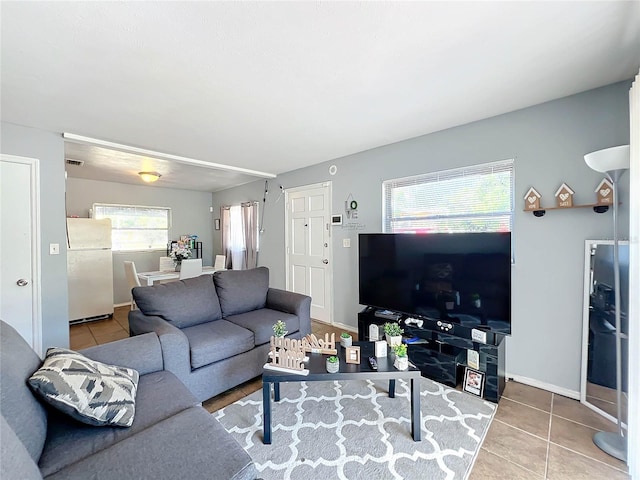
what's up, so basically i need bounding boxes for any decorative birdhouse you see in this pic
[523,187,542,211]
[554,183,575,208]
[595,178,614,205]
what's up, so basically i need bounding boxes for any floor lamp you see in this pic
[584,144,631,462]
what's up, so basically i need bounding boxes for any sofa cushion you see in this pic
[133,275,222,328]
[28,348,139,427]
[214,267,269,316]
[182,320,255,369]
[0,321,49,464]
[38,370,198,477]
[45,407,257,480]
[0,415,43,480]
[226,308,300,346]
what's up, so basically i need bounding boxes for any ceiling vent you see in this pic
[65,158,84,167]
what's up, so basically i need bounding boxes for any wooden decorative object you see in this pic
[264,336,309,375]
[595,178,614,205]
[302,333,337,355]
[345,346,361,364]
[523,187,542,211]
[554,183,575,208]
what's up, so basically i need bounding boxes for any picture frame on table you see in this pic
[463,367,485,397]
[345,346,361,364]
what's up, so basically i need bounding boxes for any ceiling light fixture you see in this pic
[138,171,162,183]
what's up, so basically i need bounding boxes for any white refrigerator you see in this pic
[67,218,114,323]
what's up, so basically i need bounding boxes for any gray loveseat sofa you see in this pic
[0,320,257,480]
[129,266,312,402]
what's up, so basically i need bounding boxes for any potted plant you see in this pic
[326,355,339,373]
[272,320,288,338]
[340,332,352,348]
[169,243,192,271]
[383,322,403,346]
[392,344,409,370]
[471,293,481,308]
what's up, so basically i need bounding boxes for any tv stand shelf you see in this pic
[358,308,505,402]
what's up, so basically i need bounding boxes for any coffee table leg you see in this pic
[389,379,396,398]
[411,377,421,441]
[274,382,281,402]
[263,381,272,444]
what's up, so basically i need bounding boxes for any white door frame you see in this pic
[0,154,42,356]
[284,181,333,324]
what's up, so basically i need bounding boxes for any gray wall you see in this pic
[66,178,214,305]
[1,122,69,350]
[212,81,631,394]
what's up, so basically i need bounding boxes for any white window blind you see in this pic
[383,160,514,234]
[93,203,171,251]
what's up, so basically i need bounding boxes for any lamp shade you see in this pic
[584,145,630,173]
[138,171,161,183]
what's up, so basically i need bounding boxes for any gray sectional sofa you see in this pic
[0,320,257,480]
[129,266,312,402]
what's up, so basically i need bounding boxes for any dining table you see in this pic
[136,266,224,286]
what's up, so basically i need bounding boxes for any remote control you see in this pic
[368,356,378,370]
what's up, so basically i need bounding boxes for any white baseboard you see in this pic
[113,302,131,308]
[314,319,358,335]
[506,373,580,400]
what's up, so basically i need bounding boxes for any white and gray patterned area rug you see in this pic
[214,378,495,480]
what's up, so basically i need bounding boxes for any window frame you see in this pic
[92,202,172,252]
[382,159,514,235]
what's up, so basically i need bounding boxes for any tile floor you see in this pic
[70,306,629,479]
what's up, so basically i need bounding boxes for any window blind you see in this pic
[93,203,171,251]
[383,159,514,234]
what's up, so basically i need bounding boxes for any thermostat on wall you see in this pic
[331,214,343,225]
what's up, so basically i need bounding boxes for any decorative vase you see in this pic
[174,261,181,272]
[394,356,409,371]
[326,358,339,373]
[386,334,402,347]
[340,335,352,348]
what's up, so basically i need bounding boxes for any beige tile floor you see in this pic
[71,306,629,479]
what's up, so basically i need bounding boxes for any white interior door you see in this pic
[285,183,332,323]
[0,154,41,355]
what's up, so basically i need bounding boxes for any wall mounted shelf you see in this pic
[524,203,611,217]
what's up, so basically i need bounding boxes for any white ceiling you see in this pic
[2,2,639,192]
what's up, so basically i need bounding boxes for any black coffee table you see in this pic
[262,341,421,444]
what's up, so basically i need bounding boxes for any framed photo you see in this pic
[345,346,361,364]
[463,367,485,397]
[214,219,221,230]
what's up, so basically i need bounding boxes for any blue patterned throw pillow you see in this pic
[28,348,139,427]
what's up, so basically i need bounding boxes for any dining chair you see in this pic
[214,254,226,271]
[159,256,175,272]
[123,261,141,310]
[179,258,203,280]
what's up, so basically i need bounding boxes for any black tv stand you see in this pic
[358,308,505,402]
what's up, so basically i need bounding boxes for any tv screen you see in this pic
[358,232,511,335]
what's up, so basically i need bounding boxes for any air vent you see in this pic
[65,158,84,167]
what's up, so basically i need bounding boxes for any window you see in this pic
[383,160,514,234]
[93,203,170,251]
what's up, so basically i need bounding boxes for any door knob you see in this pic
[16,279,29,287]
[322,259,328,264]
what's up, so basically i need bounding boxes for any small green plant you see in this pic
[272,320,288,337]
[327,356,339,363]
[471,293,480,300]
[392,344,407,357]
[341,332,351,339]
[383,322,403,337]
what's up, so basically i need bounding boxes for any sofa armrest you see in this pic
[128,310,192,381]
[266,288,312,336]
[79,333,163,375]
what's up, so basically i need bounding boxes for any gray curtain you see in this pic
[241,201,258,269]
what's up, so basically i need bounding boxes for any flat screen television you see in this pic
[359,232,511,335]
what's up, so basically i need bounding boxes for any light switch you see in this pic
[343,239,351,248]
[50,243,60,255]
